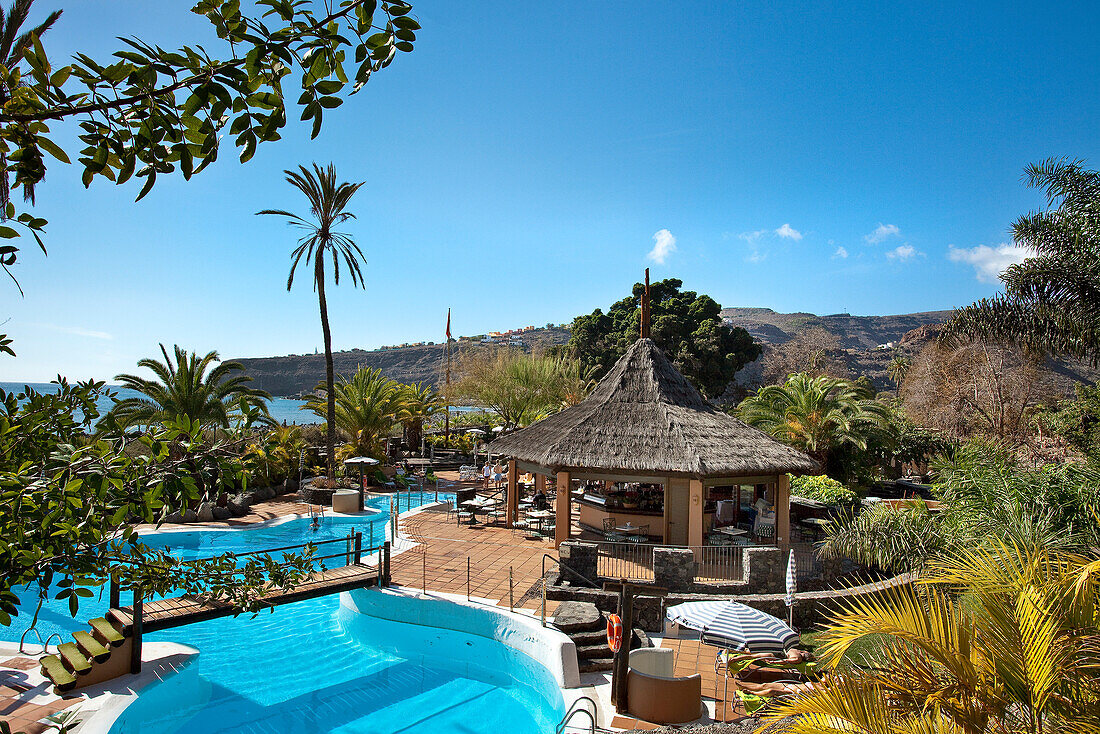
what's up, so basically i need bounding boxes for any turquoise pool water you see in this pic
[4,491,451,644]
[106,593,564,734]
[6,491,565,733]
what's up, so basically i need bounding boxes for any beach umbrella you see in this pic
[785,549,797,627]
[666,600,798,654]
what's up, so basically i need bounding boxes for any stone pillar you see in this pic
[744,545,783,593]
[776,474,791,553]
[653,546,695,592]
[688,479,705,547]
[506,459,518,527]
[555,470,571,548]
[558,540,598,583]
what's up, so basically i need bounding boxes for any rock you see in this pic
[284,477,299,493]
[181,509,198,523]
[212,506,232,521]
[259,486,277,500]
[551,601,602,633]
[164,511,183,524]
[196,502,215,523]
[228,495,251,516]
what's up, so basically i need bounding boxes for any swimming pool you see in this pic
[4,491,452,644]
[102,592,566,734]
[8,490,569,734]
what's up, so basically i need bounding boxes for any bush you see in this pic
[790,474,858,505]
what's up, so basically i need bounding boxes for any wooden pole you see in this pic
[555,470,572,548]
[130,587,144,674]
[506,458,519,527]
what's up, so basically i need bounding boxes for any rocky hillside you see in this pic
[720,307,954,348]
[235,306,1094,397]
[233,327,571,396]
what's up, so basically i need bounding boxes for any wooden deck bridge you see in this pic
[40,534,392,693]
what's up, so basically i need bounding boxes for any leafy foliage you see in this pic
[762,543,1100,734]
[0,0,418,281]
[943,158,1100,363]
[788,474,857,505]
[260,162,366,478]
[453,349,595,429]
[821,441,1100,573]
[737,372,890,476]
[110,343,272,429]
[0,382,315,628]
[566,278,760,398]
[1030,381,1100,461]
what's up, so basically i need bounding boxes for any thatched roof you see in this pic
[490,338,820,478]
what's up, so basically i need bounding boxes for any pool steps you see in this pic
[40,611,134,694]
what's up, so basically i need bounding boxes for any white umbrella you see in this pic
[666,600,798,654]
[785,549,798,627]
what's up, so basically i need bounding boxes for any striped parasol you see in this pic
[666,600,799,654]
[785,549,797,608]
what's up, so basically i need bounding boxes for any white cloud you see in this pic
[864,223,901,244]
[738,229,768,243]
[34,323,113,340]
[947,243,1032,283]
[886,244,917,261]
[774,223,802,241]
[833,246,848,259]
[647,228,677,264]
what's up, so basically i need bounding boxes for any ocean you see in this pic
[0,382,314,425]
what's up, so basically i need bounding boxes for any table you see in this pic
[461,497,498,524]
[716,526,748,537]
[526,509,553,536]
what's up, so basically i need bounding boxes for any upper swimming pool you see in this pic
[4,491,453,644]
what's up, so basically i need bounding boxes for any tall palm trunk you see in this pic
[316,256,336,479]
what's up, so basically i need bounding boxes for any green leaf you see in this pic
[395,41,414,53]
[317,96,342,109]
[37,136,70,164]
[0,227,18,239]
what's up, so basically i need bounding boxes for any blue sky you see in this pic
[3,0,1099,382]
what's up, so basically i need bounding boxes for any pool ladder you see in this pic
[309,503,326,528]
[555,696,602,734]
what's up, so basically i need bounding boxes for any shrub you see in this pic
[790,474,858,505]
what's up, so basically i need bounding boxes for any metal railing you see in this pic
[595,541,745,582]
[596,542,655,582]
[791,542,821,582]
[692,544,744,582]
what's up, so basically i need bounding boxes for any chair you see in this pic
[457,510,474,525]
[602,518,624,541]
[627,524,649,544]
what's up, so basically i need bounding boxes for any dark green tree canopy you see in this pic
[566,278,760,398]
[943,158,1100,362]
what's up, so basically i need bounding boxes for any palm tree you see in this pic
[259,163,366,479]
[0,0,63,211]
[887,353,911,397]
[397,382,442,451]
[304,367,402,458]
[111,344,272,429]
[762,542,1100,734]
[943,158,1100,363]
[737,373,890,468]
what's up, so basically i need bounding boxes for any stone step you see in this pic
[552,601,603,633]
[570,629,608,646]
[578,657,614,674]
[576,643,614,660]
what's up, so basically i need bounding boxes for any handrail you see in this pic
[18,627,61,655]
[555,696,599,734]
